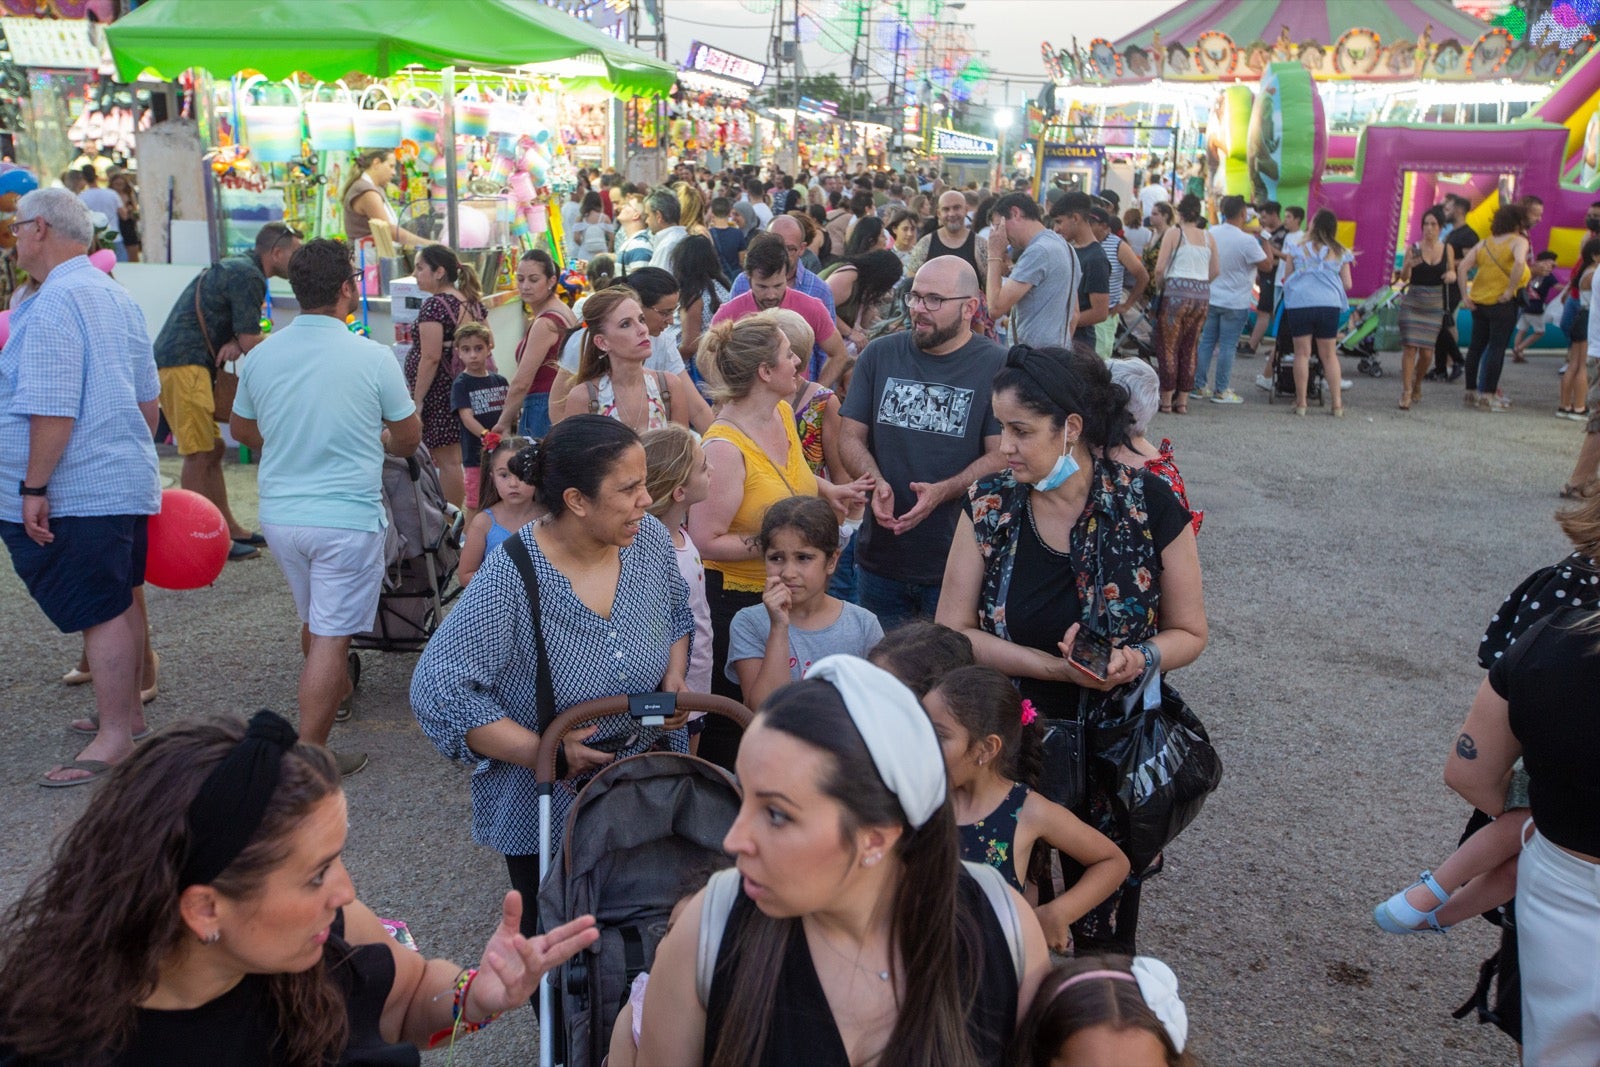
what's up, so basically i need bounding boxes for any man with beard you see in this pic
[905,189,990,278]
[711,233,852,387]
[838,257,1005,630]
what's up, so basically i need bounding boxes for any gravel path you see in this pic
[0,351,1579,1064]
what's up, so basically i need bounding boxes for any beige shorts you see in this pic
[158,365,222,455]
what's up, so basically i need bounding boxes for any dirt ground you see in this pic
[0,349,1580,1064]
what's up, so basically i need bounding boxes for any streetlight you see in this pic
[993,108,1014,190]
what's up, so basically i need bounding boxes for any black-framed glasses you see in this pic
[906,290,969,311]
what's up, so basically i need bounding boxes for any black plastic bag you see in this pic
[1091,680,1222,872]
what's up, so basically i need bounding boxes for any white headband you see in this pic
[1051,958,1188,1053]
[805,655,947,828]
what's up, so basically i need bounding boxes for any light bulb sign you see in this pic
[931,128,998,158]
[685,41,768,88]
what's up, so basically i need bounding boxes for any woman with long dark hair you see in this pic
[406,243,486,505]
[826,249,905,348]
[672,234,732,366]
[844,215,885,258]
[938,344,1208,953]
[638,657,1049,1065]
[0,713,596,1064]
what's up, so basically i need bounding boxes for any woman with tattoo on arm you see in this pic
[1374,489,1600,940]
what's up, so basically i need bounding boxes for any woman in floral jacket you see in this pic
[937,343,1208,953]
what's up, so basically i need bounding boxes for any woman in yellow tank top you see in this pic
[686,316,872,760]
[1458,204,1531,411]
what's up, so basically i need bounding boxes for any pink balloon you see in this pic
[0,309,9,350]
[89,248,117,274]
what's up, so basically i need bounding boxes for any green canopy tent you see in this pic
[105,0,674,249]
[105,0,676,97]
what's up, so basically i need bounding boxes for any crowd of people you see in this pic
[3,151,1600,1064]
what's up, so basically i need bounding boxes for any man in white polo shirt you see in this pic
[230,239,422,775]
[1191,195,1266,404]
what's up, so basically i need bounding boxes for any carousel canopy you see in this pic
[106,0,677,97]
[1113,0,1489,50]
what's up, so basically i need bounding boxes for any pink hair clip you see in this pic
[1019,699,1038,726]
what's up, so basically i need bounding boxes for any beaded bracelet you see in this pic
[426,967,503,1050]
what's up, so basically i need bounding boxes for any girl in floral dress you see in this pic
[926,665,1129,956]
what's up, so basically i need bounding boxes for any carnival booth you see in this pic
[104,0,672,364]
[929,127,996,189]
[671,41,763,170]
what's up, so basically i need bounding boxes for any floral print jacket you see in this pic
[965,460,1162,655]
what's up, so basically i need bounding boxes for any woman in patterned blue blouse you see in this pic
[412,416,695,935]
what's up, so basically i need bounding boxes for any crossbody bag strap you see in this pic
[193,269,216,365]
[503,534,563,769]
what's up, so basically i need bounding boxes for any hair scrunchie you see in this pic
[179,710,300,888]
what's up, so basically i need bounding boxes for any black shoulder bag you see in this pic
[503,532,568,779]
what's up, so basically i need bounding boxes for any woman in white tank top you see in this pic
[1151,195,1220,413]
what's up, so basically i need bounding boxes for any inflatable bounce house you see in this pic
[1040,0,1600,297]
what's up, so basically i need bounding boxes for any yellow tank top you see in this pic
[1468,235,1530,305]
[703,401,820,592]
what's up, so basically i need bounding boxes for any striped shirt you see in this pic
[0,256,160,522]
[410,516,693,855]
[1102,234,1126,307]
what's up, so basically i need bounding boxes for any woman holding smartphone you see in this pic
[937,343,1208,954]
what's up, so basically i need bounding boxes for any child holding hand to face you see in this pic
[450,321,509,515]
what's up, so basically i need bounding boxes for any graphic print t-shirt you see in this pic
[451,371,509,467]
[840,331,1005,584]
[726,601,885,684]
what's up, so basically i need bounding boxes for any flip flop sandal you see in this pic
[38,759,114,788]
[70,715,152,741]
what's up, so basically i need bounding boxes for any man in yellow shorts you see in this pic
[152,222,300,561]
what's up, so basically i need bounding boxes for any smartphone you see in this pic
[581,730,639,755]
[1067,626,1113,682]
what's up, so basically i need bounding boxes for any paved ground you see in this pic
[0,348,1582,1064]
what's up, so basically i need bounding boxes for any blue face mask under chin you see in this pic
[1034,429,1079,491]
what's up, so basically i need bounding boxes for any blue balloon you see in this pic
[0,170,39,197]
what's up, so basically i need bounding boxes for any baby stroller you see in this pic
[1267,303,1326,405]
[347,445,463,687]
[1114,305,1158,363]
[535,693,753,1067]
[1338,284,1403,379]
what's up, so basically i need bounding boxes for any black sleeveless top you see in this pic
[925,228,980,273]
[1408,247,1448,289]
[959,782,1031,892]
[0,911,417,1067]
[703,871,1018,1066]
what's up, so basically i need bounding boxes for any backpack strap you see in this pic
[695,867,742,1009]
[962,860,1025,983]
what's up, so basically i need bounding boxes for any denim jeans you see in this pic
[856,565,942,634]
[828,536,858,604]
[1194,304,1252,393]
[519,392,551,439]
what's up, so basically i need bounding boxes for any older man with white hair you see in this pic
[1108,356,1203,531]
[0,188,161,787]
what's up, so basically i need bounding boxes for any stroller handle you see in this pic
[533,692,753,784]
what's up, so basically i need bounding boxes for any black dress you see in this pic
[703,871,1018,1066]
[0,910,418,1066]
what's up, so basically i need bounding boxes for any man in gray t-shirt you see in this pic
[840,257,1007,631]
[984,191,1081,349]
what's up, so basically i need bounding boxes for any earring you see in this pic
[201,930,221,945]
[863,853,881,868]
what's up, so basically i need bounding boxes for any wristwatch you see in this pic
[17,481,47,497]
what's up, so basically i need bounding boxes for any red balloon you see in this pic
[145,489,230,590]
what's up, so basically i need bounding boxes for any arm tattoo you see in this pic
[1455,733,1478,761]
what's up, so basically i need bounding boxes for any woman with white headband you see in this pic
[638,655,1050,1066]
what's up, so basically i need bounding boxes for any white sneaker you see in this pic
[1211,390,1244,404]
[1255,374,1273,391]
[1340,378,1354,389]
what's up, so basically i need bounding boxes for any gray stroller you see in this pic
[535,693,752,1067]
